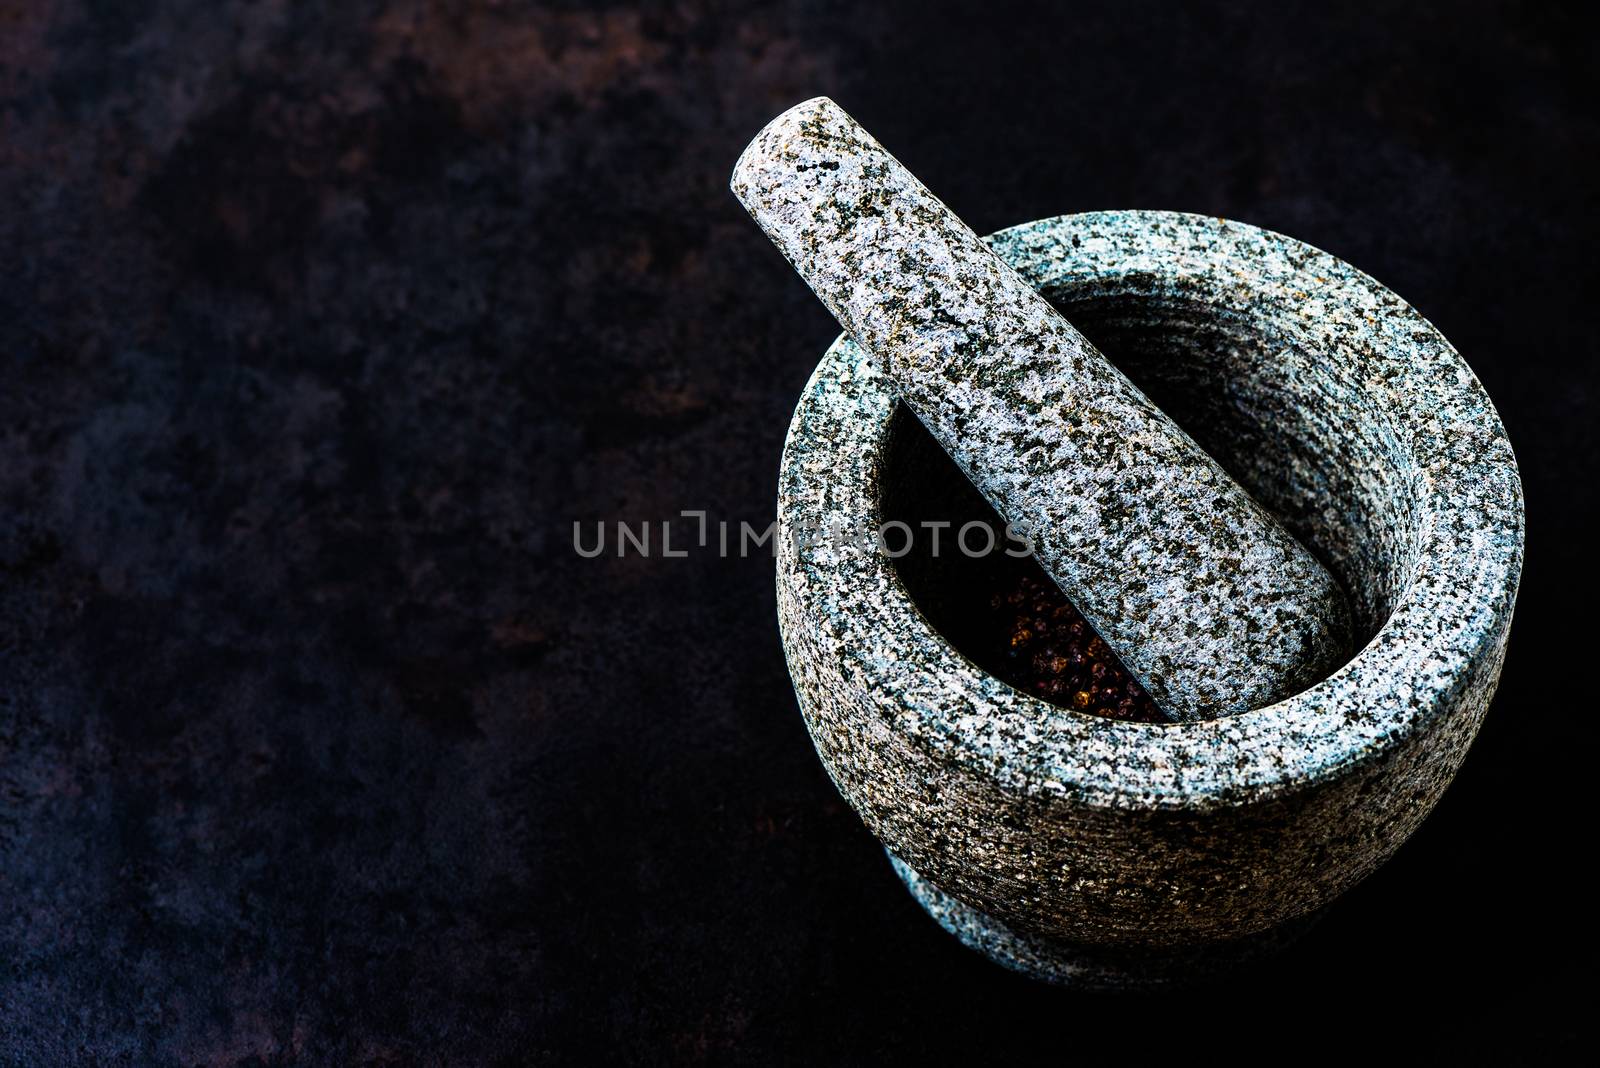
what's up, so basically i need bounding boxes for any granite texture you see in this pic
[0,0,1589,1060]
[735,98,1351,721]
[887,852,1324,989]
[776,210,1523,982]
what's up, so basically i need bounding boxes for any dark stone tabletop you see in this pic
[0,2,1591,1063]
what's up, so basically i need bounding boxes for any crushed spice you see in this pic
[991,573,1165,723]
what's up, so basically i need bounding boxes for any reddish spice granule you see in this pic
[992,573,1166,723]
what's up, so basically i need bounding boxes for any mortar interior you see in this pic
[878,282,1423,722]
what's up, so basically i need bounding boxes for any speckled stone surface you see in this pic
[736,98,1351,721]
[887,852,1324,989]
[776,210,1523,983]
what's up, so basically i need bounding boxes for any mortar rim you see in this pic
[777,210,1524,811]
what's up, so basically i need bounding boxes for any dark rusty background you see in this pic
[0,1,1592,1062]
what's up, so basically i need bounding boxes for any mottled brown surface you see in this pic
[0,1,1591,1062]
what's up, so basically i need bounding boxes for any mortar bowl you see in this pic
[775,210,1524,989]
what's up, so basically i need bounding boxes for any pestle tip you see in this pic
[730,96,842,199]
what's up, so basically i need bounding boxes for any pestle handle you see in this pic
[732,97,1351,721]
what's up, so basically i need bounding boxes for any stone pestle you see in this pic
[731,97,1352,721]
